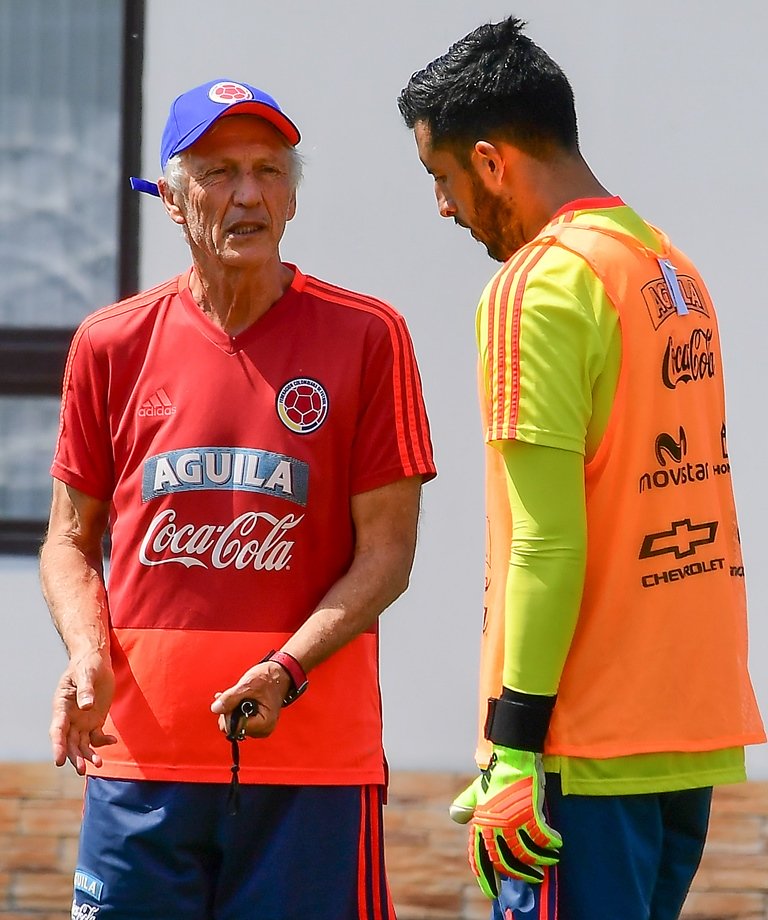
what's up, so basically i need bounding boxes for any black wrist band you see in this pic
[483,687,556,752]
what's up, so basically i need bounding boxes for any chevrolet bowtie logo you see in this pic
[639,518,718,560]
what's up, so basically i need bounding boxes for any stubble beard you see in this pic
[469,174,524,263]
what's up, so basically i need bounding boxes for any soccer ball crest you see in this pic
[277,378,329,434]
[208,82,254,105]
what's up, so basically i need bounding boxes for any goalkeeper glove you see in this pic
[450,689,561,898]
[450,745,561,896]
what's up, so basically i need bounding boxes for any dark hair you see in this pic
[397,17,578,157]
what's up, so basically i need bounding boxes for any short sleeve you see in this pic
[477,246,617,455]
[51,323,114,501]
[349,310,436,495]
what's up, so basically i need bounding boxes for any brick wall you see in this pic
[387,774,768,920]
[0,764,83,919]
[1,764,766,919]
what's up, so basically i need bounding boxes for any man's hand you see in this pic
[211,659,292,739]
[449,745,561,898]
[50,650,116,775]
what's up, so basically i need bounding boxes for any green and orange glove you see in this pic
[449,689,561,898]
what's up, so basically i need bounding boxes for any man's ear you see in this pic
[286,188,297,222]
[158,178,186,225]
[471,140,505,188]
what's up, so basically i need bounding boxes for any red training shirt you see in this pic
[52,265,436,784]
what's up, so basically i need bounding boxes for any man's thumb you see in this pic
[76,677,95,709]
[449,780,478,825]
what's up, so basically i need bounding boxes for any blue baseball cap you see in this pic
[130,79,301,197]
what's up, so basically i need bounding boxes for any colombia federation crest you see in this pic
[276,377,329,434]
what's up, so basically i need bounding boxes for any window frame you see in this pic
[0,0,144,555]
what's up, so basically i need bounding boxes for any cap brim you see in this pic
[217,100,301,146]
[129,177,160,197]
[170,100,301,164]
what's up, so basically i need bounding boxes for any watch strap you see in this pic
[262,649,308,706]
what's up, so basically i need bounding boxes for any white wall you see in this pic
[6,0,767,777]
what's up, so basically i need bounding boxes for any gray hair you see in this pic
[163,143,304,197]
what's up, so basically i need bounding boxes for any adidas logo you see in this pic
[138,387,176,418]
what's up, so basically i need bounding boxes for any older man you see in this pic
[41,78,435,920]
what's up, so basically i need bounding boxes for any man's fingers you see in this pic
[482,824,560,883]
[63,725,116,775]
[89,729,118,749]
[52,741,68,768]
[50,702,79,770]
[493,833,548,883]
[518,826,561,860]
[469,828,500,899]
[210,690,231,716]
[65,728,87,776]
[49,709,69,766]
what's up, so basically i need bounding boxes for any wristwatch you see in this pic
[261,649,308,706]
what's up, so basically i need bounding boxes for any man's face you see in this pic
[169,115,297,270]
[413,121,520,262]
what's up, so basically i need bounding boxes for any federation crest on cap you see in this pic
[277,378,329,434]
[208,81,254,105]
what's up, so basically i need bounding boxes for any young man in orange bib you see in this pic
[399,17,764,920]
